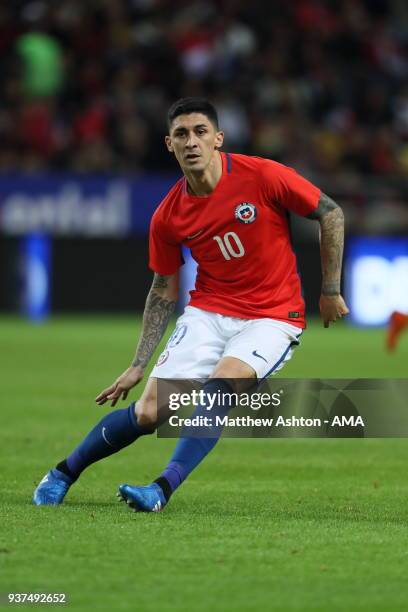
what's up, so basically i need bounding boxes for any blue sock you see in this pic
[155,379,235,499]
[59,403,150,480]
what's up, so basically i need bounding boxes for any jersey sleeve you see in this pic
[261,160,320,216]
[149,210,183,275]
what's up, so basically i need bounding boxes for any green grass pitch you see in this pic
[0,316,407,611]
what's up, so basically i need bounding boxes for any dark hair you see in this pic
[167,97,219,130]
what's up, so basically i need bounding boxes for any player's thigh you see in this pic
[211,355,256,378]
[210,356,257,390]
[150,306,226,379]
[223,319,303,380]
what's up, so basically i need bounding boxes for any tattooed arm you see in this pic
[95,272,179,406]
[307,192,349,327]
[131,273,178,368]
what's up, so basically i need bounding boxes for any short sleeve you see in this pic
[149,210,183,275]
[261,160,320,216]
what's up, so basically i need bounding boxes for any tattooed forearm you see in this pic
[307,192,345,296]
[132,291,176,368]
[152,274,169,290]
[131,275,176,368]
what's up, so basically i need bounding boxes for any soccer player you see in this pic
[386,311,408,351]
[33,97,349,511]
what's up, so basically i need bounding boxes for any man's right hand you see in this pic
[95,365,144,407]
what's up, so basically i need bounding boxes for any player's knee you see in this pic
[135,399,158,431]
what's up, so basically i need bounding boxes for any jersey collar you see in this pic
[182,152,232,200]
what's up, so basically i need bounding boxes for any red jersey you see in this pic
[149,153,320,328]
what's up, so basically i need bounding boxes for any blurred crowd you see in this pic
[0,0,408,198]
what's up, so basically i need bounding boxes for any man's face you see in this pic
[165,113,224,172]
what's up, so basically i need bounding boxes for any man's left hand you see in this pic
[319,294,349,328]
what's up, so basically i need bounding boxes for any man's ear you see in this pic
[165,135,173,153]
[214,130,224,150]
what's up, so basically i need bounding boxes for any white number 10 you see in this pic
[213,232,245,260]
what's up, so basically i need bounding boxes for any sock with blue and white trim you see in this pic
[56,403,151,481]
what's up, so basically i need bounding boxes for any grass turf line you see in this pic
[0,316,407,611]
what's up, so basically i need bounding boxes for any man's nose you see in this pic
[186,132,198,148]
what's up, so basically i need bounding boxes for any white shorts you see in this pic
[150,306,303,380]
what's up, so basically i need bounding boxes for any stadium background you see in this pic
[1,2,407,611]
[0,0,407,319]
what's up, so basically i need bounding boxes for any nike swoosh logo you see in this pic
[102,426,115,447]
[252,350,268,363]
[186,229,203,240]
